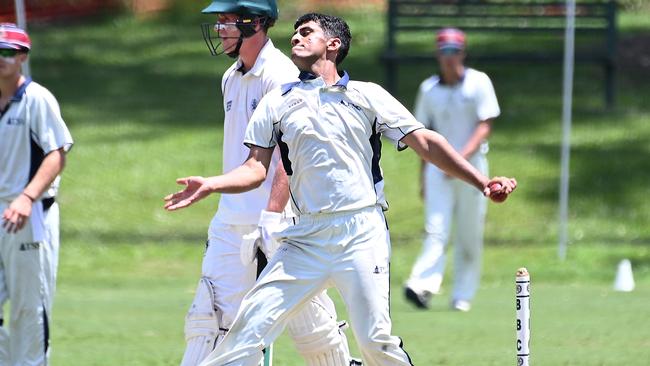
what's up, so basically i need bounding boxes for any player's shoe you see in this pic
[350,359,363,365]
[404,286,431,309]
[450,299,471,312]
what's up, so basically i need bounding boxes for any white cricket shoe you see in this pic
[450,299,471,312]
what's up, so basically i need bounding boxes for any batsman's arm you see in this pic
[459,120,493,159]
[401,129,516,198]
[164,146,273,211]
[24,148,67,200]
[265,155,290,213]
[3,148,67,233]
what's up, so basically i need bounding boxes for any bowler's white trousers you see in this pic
[407,154,488,301]
[0,200,59,366]
[184,221,353,365]
[199,206,413,366]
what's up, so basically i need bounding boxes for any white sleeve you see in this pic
[263,58,299,95]
[29,88,73,154]
[413,83,434,130]
[221,65,235,95]
[475,73,500,122]
[244,92,277,149]
[364,83,424,151]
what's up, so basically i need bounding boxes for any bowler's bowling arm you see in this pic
[402,128,489,192]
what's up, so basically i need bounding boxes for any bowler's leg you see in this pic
[199,242,327,366]
[334,210,413,366]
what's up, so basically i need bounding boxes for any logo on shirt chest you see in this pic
[287,98,304,110]
[226,100,232,112]
[20,242,40,251]
[6,117,25,126]
[251,98,258,111]
[340,99,362,112]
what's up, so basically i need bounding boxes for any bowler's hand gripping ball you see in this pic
[489,182,507,203]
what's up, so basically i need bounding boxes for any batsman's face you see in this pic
[291,21,329,69]
[0,49,26,79]
[437,49,465,70]
[215,13,242,52]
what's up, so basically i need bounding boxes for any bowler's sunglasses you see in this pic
[0,49,19,58]
[438,48,462,56]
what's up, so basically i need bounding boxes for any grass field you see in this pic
[20,3,650,365]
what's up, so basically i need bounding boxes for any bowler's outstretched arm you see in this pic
[164,146,273,211]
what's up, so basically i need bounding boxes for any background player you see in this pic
[181,2,357,365]
[164,13,516,365]
[404,28,500,312]
[0,23,73,365]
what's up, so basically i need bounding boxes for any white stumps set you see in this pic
[516,268,531,366]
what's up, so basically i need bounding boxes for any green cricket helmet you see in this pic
[201,0,278,57]
[202,0,278,20]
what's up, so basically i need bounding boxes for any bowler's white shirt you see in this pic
[414,68,499,154]
[0,79,73,202]
[213,39,299,226]
[244,72,423,215]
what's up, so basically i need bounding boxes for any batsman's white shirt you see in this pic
[0,78,72,365]
[414,68,499,154]
[0,79,73,202]
[244,71,423,215]
[406,67,499,301]
[212,39,298,227]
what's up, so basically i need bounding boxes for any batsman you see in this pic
[179,1,358,365]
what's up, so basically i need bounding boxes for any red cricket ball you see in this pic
[489,182,507,203]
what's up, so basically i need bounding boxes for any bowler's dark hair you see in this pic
[294,13,351,65]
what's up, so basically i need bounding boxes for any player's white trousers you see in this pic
[198,206,413,366]
[407,154,488,301]
[0,201,59,366]
[182,222,353,366]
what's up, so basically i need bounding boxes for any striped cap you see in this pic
[436,28,465,51]
[0,23,31,51]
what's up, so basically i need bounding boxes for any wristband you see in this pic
[21,192,36,202]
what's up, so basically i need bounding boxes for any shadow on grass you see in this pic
[62,228,207,246]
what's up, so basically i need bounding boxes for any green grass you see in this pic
[18,3,650,365]
[52,241,650,365]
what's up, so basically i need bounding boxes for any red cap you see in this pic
[436,28,465,51]
[0,23,31,51]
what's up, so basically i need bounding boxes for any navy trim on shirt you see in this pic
[369,118,383,184]
[1,77,31,117]
[438,68,465,86]
[282,70,350,95]
[276,130,293,176]
[11,77,31,102]
[298,71,318,81]
[333,71,350,88]
[281,81,300,96]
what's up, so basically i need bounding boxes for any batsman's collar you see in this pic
[297,70,349,87]
[10,77,31,102]
[236,38,275,77]
[439,68,466,86]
